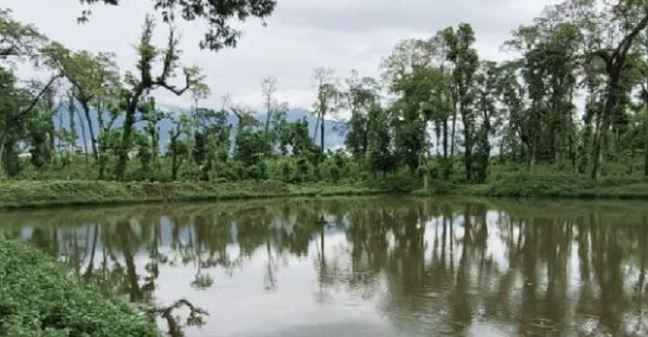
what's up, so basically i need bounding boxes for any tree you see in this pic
[0,70,62,177]
[0,9,61,177]
[262,76,277,134]
[261,76,289,150]
[228,103,270,178]
[192,108,230,180]
[367,104,395,176]
[535,0,648,178]
[278,118,319,159]
[443,23,479,181]
[497,62,527,163]
[382,36,453,175]
[312,68,340,154]
[506,21,581,167]
[168,112,191,180]
[45,45,119,160]
[77,0,276,51]
[114,16,204,180]
[389,67,439,171]
[473,61,500,182]
[343,71,380,158]
[0,8,45,63]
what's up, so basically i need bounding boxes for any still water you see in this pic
[2,197,648,337]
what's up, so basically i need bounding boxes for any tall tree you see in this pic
[537,0,648,178]
[343,70,380,158]
[45,45,119,160]
[262,76,277,134]
[444,23,479,181]
[114,16,203,180]
[168,112,191,181]
[312,68,339,154]
[473,61,500,182]
[366,104,395,176]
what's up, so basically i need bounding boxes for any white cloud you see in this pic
[4,0,562,112]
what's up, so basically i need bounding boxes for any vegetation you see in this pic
[0,240,158,337]
[3,0,648,201]
[416,167,648,199]
[0,180,387,208]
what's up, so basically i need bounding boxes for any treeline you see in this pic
[3,0,648,185]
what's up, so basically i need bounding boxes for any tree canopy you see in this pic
[77,0,277,51]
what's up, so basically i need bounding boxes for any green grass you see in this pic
[5,168,648,210]
[414,169,648,199]
[0,240,159,337]
[0,180,390,209]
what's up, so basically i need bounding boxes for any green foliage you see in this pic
[368,172,421,193]
[485,170,593,197]
[0,180,390,208]
[5,0,648,201]
[0,240,158,337]
[78,0,276,51]
[235,130,271,168]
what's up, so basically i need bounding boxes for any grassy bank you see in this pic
[3,171,648,210]
[0,240,158,337]
[0,180,391,209]
[415,171,648,199]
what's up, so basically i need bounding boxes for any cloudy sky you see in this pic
[5,0,561,112]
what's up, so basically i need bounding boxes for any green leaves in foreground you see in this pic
[0,240,159,337]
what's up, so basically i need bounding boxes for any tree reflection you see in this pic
[2,198,648,336]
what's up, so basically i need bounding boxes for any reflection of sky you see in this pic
[5,198,648,337]
[149,230,396,337]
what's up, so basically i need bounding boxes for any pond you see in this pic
[1,196,648,337]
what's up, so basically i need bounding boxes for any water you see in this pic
[2,196,648,337]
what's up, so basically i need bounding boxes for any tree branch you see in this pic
[12,73,63,123]
[615,14,648,61]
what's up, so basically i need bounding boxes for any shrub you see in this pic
[0,240,159,337]
[486,170,592,197]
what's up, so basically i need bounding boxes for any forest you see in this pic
[3,0,648,197]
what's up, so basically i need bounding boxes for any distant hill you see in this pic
[55,106,348,152]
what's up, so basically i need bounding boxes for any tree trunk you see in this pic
[461,102,472,182]
[98,150,107,180]
[477,107,491,183]
[320,113,325,154]
[442,119,450,179]
[76,107,89,163]
[450,108,457,157]
[115,106,137,180]
[591,73,620,180]
[644,113,648,177]
[0,131,6,178]
[81,102,99,160]
[265,110,272,134]
[171,134,179,181]
[435,121,441,156]
[313,113,320,142]
[443,119,448,159]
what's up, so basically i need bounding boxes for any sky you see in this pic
[5,0,562,113]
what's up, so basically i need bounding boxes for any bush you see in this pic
[0,240,159,337]
[369,172,421,192]
[485,170,592,197]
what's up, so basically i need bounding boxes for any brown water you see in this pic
[2,197,648,337]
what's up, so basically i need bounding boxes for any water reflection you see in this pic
[2,197,648,337]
